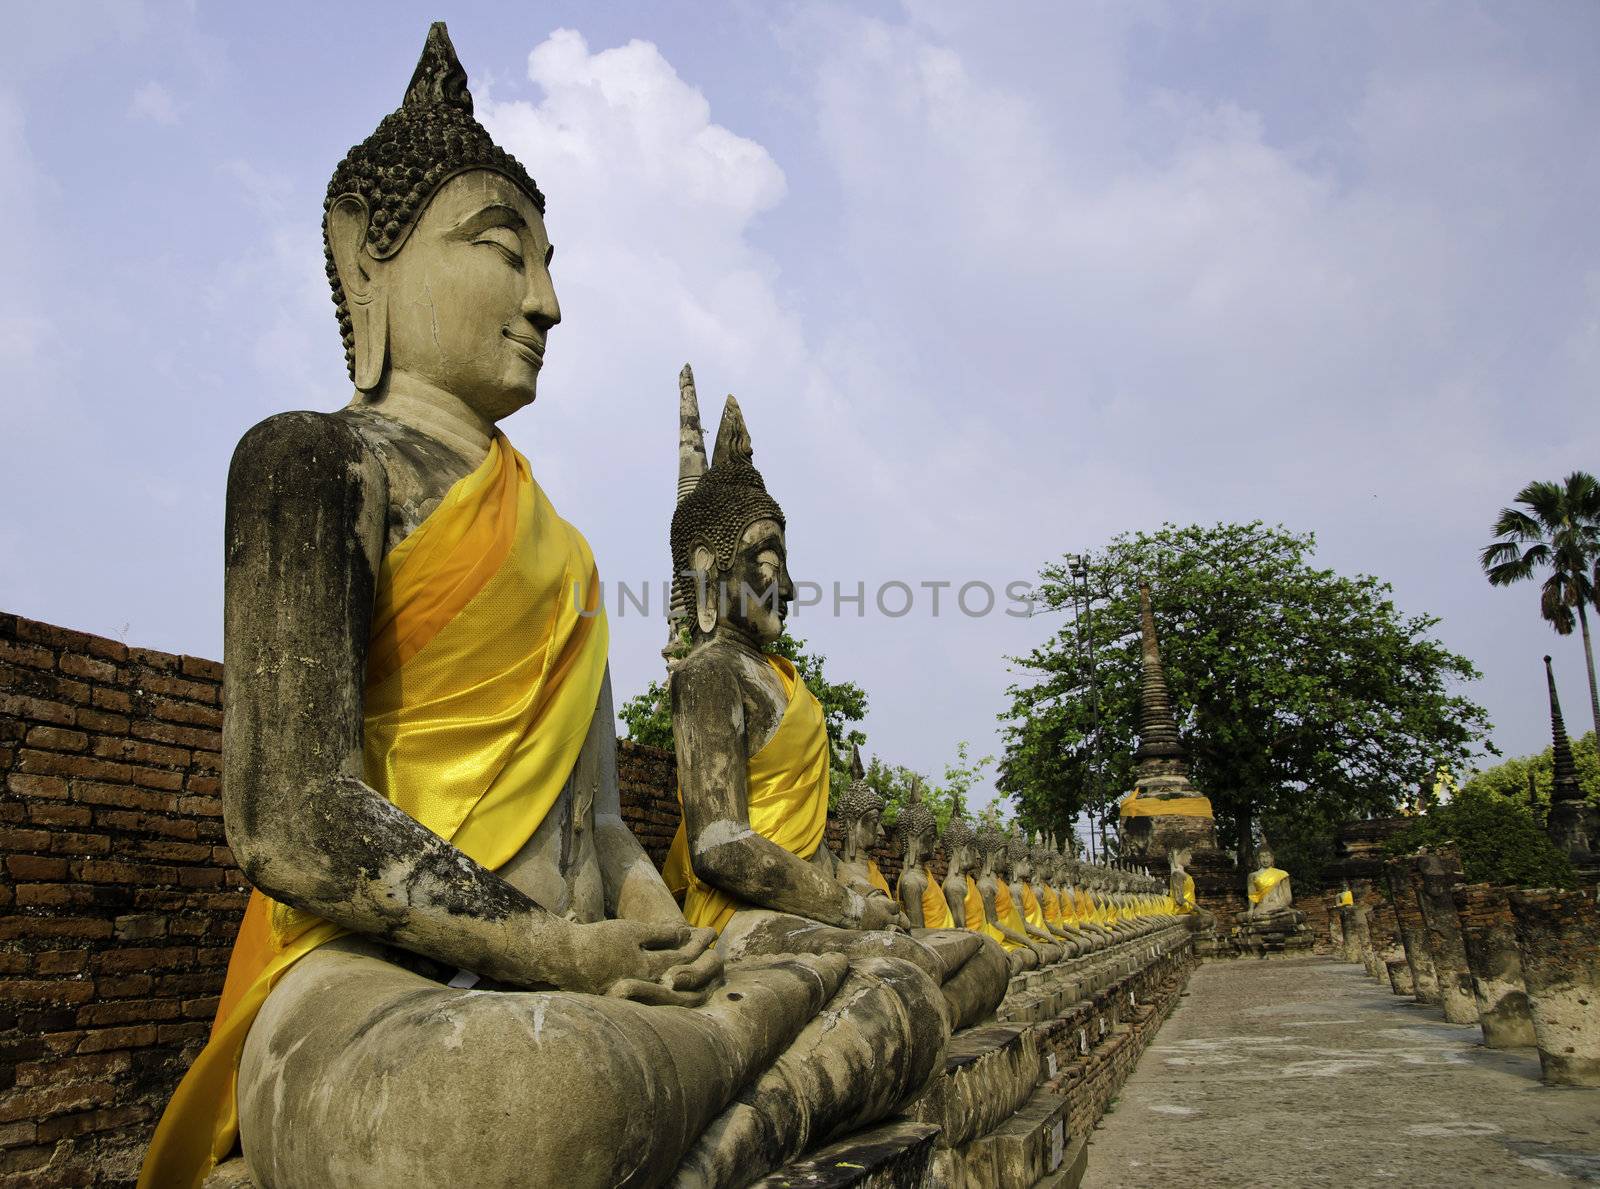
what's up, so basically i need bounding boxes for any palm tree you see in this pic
[1481,472,1600,743]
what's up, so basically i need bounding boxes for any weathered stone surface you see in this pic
[1508,887,1600,1086]
[961,1086,1069,1189]
[1455,882,1537,1049]
[1384,956,1415,996]
[754,1121,941,1188]
[1413,851,1479,1026]
[1386,858,1440,1005]
[902,1024,1039,1149]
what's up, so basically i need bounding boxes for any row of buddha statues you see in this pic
[831,770,1183,974]
[140,25,1186,1189]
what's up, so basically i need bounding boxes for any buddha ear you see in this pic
[327,195,388,392]
[691,545,718,635]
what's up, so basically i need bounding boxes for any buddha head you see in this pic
[324,23,558,419]
[1030,836,1055,884]
[836,750,884,863]
[1007,832,1032,881]
[1255,842,1276,872]
[975,822,1006,877]
[670,383,792,646]
[942,811,978,876]
[896,779,937,869]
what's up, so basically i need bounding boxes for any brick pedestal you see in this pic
[1508,888,1600,1086]
[1414,852,1479,1026]
[1455,883,1537,1050]
[1386,859,1439,1005]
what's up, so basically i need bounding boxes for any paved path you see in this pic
[1082,955,1600,1188]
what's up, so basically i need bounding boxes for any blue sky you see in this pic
[5,1,1599,809]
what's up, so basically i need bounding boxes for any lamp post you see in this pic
[1069,554,1104,862]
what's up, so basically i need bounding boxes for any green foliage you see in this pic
[617,632,871,807]
[1480,471,1600,639]
[1383,786,1577,888]
[1260,804,1344,892]
[1461,730,1600,823]
[998,522,1495,860]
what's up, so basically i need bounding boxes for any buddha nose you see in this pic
[522,262,561,330]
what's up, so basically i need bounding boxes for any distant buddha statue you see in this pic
[833,751,899,907]
[139,26,956,1189]
[942,809,1033,975]
[974,822,1050,966]
[1244,842,1303,925]
[661,377,1007,1043]
[1006,832,1065,962]
[894,779,954,929]
[1029,835,1083,956]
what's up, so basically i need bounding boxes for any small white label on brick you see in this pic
[1051,1120,1065,1169]
[1047,1052,1058,1078]
[1078,1027,1088,1053]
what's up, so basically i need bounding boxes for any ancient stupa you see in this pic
[1543,655,1595,866]
[1116,583,1220,862]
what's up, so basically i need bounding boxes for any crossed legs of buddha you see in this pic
[718,909,1009,1033]
[237,937,945,1189]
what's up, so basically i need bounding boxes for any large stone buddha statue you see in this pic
[661,377,1007,1039]
[140,26,950,1189]
[831,754,903,909]
[1238,841,1309,956]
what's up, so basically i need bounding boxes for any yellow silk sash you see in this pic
[918,865,954,928]
[1337,889,1354,907]
[867,859,891,897]
[1176,872,1197,913]
[963,874,1021,951]
[995,877,1029,937]
[139,434,608,1189]
[1020,882,1047,930]
[1249,867,1291,906]
[665,655,830,934]
[1041,884,1066,926]
[1118,789,1215,819]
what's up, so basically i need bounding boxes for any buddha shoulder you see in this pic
[226,412,387,543]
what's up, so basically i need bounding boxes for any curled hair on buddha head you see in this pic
[837,746,884,825]
[942,805,976,850]
[896,777,937,847]
[669,385,786,635]
[323,22,546,382]
[1006,831,1030,864]
[974,821,1005,858]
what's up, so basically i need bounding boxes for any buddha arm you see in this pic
[222,414,590,988]
[672,660,867,929]
[979,882,1035,950]
[589,671,688,925]
[944,879,967,929]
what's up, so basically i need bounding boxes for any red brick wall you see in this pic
[0,614,246,1188]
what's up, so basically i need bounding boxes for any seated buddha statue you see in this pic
[1006,832,1068,961]
[941,809,1036,975]
[1027,836,1083,956]
[139,27,951,1189]
[832,750,901,909]
[1044,845,1104,952]
[663,384,1007,1039]
[893,780,954,929]
[1243,841,1306,930]
[975,823,1057,965]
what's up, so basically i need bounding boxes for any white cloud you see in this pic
[130,80,179,125]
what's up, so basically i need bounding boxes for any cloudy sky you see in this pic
[5,1,1599,807]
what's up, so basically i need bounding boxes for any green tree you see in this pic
[1383,786,1576,887]
[1460,730,1600,823]
[1481,472,1600,743]
[617,632,870,804]
[998,522,1494,866]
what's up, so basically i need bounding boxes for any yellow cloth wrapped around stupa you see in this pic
[1118,788,1214,818]
[139,434,609,1189]
[662,656,830,934]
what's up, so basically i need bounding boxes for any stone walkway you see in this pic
[1081,955,1600,1188]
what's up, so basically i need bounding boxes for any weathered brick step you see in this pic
[955,1085,1070,1189]
[903,1022,1040,1148]
[754,1120,941,1188]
